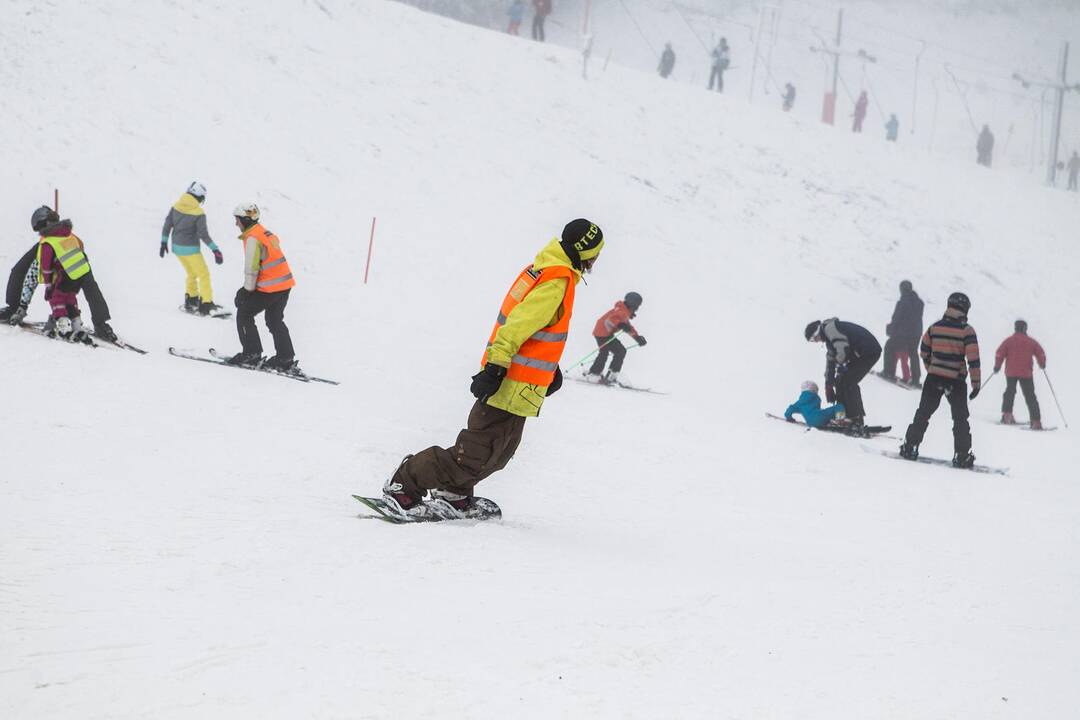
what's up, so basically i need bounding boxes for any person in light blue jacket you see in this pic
[784,380,845,428]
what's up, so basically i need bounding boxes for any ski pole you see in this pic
[1041,368,1069,428]
[565,331,624,371]
[979,369,999,393]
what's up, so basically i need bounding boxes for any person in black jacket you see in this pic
[805,318,882,433]
[881,280,924,385]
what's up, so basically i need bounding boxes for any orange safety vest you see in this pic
[482,264,575,387]
[243,224,296,293]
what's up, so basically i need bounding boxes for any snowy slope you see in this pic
[2,1,1079,718]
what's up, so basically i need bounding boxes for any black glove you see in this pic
[234,288,252,308]
[969,386,981,400]
[470,363,507,401]
[635,335,647,346]
[825,383,836,403]
[546,366,563,397]
[159,241,168,258]
[213,249,224,265]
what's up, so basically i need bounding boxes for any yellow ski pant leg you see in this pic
[177,253,213,302]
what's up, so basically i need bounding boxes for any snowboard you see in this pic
[862,445,1009,476]
[765,412,894,438]
[352,495,502,524]
[874,371,921,390]
[180,305,232,320]
[169,347,340,385]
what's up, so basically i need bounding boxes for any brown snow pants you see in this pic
[392,400,527,501]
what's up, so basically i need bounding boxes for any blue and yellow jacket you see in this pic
[784,390,845,428]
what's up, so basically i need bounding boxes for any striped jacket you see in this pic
[920,308,981,388]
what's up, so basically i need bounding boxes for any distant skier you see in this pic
[228,203,299,373]
[881,280,924,386]
[899,292,982,467]
[161,181,224,316]
[584,291,647,385]
[708,38,730,92]
[1067,151,1080,191]
[994,319,1046,428]
[0,208,118,342]
[381,219,604,521]
[852,91,868,133]
[976,125,994,167]
[782,82,796,111]
[507,0,524,35]
[804,318,882,434]
[784,380,845,428]
[531,0,551,42]
[658,43,676,79]
[885,113,899,142]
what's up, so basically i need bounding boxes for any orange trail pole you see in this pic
[364,217,377,284]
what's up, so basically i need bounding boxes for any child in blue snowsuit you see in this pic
[784,380,845,428]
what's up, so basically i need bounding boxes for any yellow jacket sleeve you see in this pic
[486,277,568,368]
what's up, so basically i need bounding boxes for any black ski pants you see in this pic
[708,66,725,92]
[532,14,546,41]
[905,375,971,454]
[6,244,111,326]
[835,349,879,420]
[1002,376,1040,421]
[588,335,626,375]
[882,335,921,383]
[237,288,294,359]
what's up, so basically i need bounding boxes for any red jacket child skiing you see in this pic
[584,292,647,384]
[994,319,1047,428]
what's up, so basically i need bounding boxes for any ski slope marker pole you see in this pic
[54,188,59,212]
[364,216,376,284]
[1041,368,1069,428]
[565,331,624,371]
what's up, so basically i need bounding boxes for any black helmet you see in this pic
[624,291,642,310]
[899,280,913,293]
[31,205,59,233]
[947,292,971,313]
[1015,319,1028,333]
[804,320,821,341]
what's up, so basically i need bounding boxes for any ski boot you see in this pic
[0,306,14,323]
[69,316,91,343]
[427,489,502,521]
[225,351,264,368]
[602,370,619,386]
[1030,419,1043,430]
[198,301,224,317]
[898,442,919,460]
[264,355,303,376]
[952,451,976,469]
[51,316,73,339]
[94,321,118,343]
[1000,412,1016,425]
[184,294,200,313]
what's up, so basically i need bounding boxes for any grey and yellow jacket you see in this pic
[162,193,218,257]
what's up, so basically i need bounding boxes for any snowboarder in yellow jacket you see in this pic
[380,219,605,520]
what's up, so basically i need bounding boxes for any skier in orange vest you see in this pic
[380,219,605,521]
[227,203,299,373]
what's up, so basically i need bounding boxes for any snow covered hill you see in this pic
[2,1,1078,718]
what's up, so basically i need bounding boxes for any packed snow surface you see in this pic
[1,1,1078,718]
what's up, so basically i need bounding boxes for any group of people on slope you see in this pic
[506,0,550,41]
[0,182,301,374]
[656,38,730,88]
[787,288,1050,468]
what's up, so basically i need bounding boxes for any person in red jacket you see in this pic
[584,291,646,384]
[994,319,1047,428]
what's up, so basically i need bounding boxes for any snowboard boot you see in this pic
[1030,419,1043,430]
[264,355,302,376]
[898,442,919,460]
[226,351,264,368]
[198,301,224,316]
[1001,412,1017,425]
[952,451,976,469]
[380,456,434,521]
[427,489,502,521]
[94,321,118,343]
[184,294,200,313]
[844,417,867,437]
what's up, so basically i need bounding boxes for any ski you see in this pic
[16,322,99,348]
[169,347,312,383]
[94,334,148,354]
[765,412,894,438]
[862,445,1009,476]
[352,495,502,524]
[207,349,339,385]
[571,377,667,395]
[1000,423,1058,432]
[874,371,921,391]
[179,305,232,320]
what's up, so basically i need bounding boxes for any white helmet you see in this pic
[801,380,820,395]
[232,203,260,222]
[187,181,207,199]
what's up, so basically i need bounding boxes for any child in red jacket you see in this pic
[584,292,647,384]
[995,319,1047,428]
